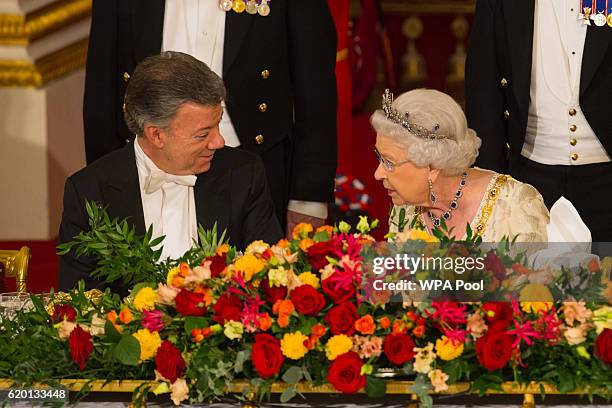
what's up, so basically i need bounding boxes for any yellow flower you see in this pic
[233,253,266,281]
[246,240,270,254]
[395,229,439,243]
[292,223,314,239]
[280,331,309,360]
[593,306,612,334]
[435,336,464,361]
[576,346,591,360]
[298,272,320,289]
[216,243,230,256]
[224,320,244,340]
[132,328,162,361]
[166,266,180,286]
[268,267,289,287]
[325,335,353,360]
[519,283,553,313]
[133,287,158,312]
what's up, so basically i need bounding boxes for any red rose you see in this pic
[322,272,356,304]
[327,351,365,393]
[155,340,186,383]
[251,333,284,378]
[213,293,243,324]
[595,328,612,365]
[206,254,227,278]
[175,289,207,316]
[325,302,358,335]
[483,251,507,280]
[261,278,287,305]
[476,327,513,371]
[384,333,416,365]
[290,285,326,316]
[68,325,93,370]
[306,241,337,271]
[52,304,77,323]
[481,302,513,328]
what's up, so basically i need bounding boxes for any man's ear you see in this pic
[143,125,166,149]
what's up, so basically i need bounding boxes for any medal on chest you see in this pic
[218,0,271,16]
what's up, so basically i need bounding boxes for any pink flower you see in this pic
[428,369,449,392]
[561,301,593,326]
[429,302,467,325]
[351,335,383,359]
[467,312,488,339]
[142,310,165,332]
[507,320,542,348]
[564,323,590,345]
[157,283,179,305]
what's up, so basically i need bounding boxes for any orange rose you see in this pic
[299,238,315,251]
[412,324,426,338]
[312,323,327,338]
[512,263,531,275]
[172,276,184,287]
[588,257,600,273]
[276,239,290,248]
[106,310,118,323]
[277,315,290,328]
[273,299,295,316]
[379,316,391,329]
[119,307,132,324]
[179,262,190,277]
[293,222,314,239]
[316,225,334,235]
[258,313,273,331]
[354,315,376,335]
[216,243,230,255]
[392,319,407,334]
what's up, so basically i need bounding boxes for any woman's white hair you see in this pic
[370,88,481,176]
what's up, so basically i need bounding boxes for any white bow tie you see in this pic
[144,169,197,194]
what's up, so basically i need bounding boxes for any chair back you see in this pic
[0,247,30,293]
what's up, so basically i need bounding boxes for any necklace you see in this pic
[427,172,468,228]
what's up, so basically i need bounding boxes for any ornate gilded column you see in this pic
[0,0,91,240]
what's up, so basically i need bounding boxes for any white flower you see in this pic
[170,378,189,405]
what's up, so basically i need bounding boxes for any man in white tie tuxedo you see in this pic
[466,0,612,241]
[58,52,283,292]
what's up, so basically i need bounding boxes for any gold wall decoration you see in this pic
[0,38,88,87]
[0,0,92,45]
[400,16,426,91]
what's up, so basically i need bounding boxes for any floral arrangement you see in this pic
[1,206,612,407]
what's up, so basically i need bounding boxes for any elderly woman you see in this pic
[373,89,549,242]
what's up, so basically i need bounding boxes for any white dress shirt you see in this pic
[522,0,610,165]
[161,1,327,219]
[162,0,240,147]
[134,139,198,260]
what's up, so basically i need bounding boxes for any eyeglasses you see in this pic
[374,148,410,172]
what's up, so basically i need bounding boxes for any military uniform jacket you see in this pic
[465,0,612,173]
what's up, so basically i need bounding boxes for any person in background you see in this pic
[465,0,612,241]
[83,0,338,235]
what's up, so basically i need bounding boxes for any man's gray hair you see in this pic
[123,51,227,136]
[370,89,481,176]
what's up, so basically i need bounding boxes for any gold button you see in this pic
[569,108,577,116]
[570,124,577,132]
[255,134,264,145]
[261,69,270,79]
[259,102,268,113]
[122,72,130,82]
[571,153,578,161]
[570,138,577,146]
[503,110,510,119]
[500,77,508,87]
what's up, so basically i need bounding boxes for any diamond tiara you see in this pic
[381,89,449,140]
